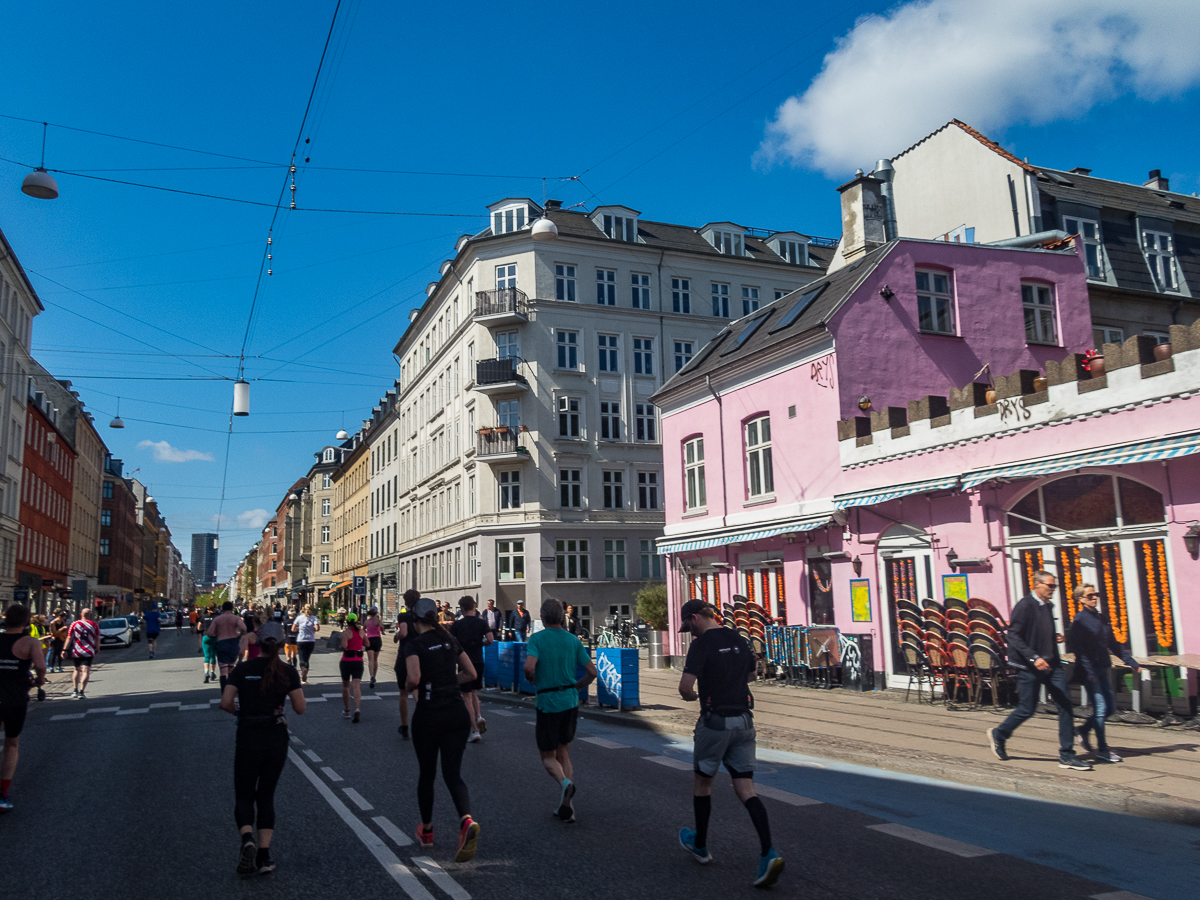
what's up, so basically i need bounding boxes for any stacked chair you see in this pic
[967,598,1010,707]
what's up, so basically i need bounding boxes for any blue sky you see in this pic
[2,0,1199,579]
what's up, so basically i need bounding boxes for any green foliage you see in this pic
[635,582,669,631]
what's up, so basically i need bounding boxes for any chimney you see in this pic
[836,169,888,263]
[1069,167,1092,176]
[544,199,562,210]
[1144,169,1170,191]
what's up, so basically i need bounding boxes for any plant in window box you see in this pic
[1083,349,1105,377]
[478,427,494,435]
[515,445,530,455]
[494,425,509,434]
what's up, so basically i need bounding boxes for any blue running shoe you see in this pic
[678,828,712,864]
[754,847,784,888]
[0,796,13,812]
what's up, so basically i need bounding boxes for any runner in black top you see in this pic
[1,605,46,812]
[393,588,419,739]
[221,622,305,876]
[676,600,783,888]
[449,596,493,742]
[404,598,480,862]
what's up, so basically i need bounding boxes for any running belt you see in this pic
[536,684,577,694]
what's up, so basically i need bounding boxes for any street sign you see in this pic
[13,588,28,603]
[353,576,367,597]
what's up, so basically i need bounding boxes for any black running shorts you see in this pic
[71,655,93,669]
[535,707,578,752]
[0,697,28,738]
[339,660,364,682]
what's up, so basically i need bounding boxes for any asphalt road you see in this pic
[2,629,1194,900]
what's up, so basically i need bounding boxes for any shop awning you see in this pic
[960,430,1200,489]
[322,579,352,597]
[834,475,961,510]
[658,517,828,554]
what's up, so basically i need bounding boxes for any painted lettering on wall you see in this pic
[997,396,1032,424]
[810,356,836,389]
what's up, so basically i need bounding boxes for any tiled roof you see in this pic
[1036,167,1200,225]
[891,119,1036,173]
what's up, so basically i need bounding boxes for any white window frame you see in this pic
[671,278,691,314]
[556,539,590,579]
[493,206,526,234]
[499,470,521,509]
[638,471,659,509]
[495,263,517,290]
[1063,216,1105,279]
[711,282,730,318]
[741,286,760,316]
[775,239,807,266]
[915,269,955,335]
[321,525,330,543]
[635,403,657,442]
[556,330,579,370]
[631,273,651,309]
[555,264,577,302]
[496,399,519,430]
[673,341,693,372]
[599,401,621,440]
[1094,325,1124,349]
[603,214,636,242]
[598,334,619,372]
[560,468,583,508]
[320,554,329,575]
[711,230,743,256]
[684,437,706,511]
[640,539,662,579]
[604,539,626,578]
[321,498,331,516]
[558,396,581,438]
[602,470,624,509]
[745,414,774,498]
[497,539,525,581]
[633,337,653,375]
[596,268,617,305]
[1022,282,1058,345]
[1142,229,1178,291]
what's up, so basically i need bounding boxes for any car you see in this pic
[125,614,141,642]
[98,617,134,648]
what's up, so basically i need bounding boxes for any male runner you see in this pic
[449,596,492,742]
[524,598,596,823]
[1,605,46,811]
[66,609,100,699]
[144,604,162,659]
[201,607,219,684]
[392,588,419,739]
[207,601,247,690]
[676,599,783,887]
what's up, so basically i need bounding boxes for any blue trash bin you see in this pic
[497,641,516,691]
[595,647,639,708]
[514,642,536,694]
[483,641,499,687]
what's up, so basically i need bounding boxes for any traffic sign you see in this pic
[353,576,367,597]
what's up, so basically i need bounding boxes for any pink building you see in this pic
[653,233,1199,709]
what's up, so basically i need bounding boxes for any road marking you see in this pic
[116,708,149,716]
[360,695,382,701]
[179,703,210,710]
[372,815,414,847]
[89,706,121,714]
[343,788,374,811]
[754,785,822,807]
[867,823,995,858]
[208,699,222,704]
[288,751,433,900]
[51,713,86,721]
[306,696,328,702]
[303,749,322,763]
[150,702,181,708]
[323,692,344,698]
[321,766,344,782]
[580,737,630,750]
[643,755,693,770]
[488,709,519,717]
[1091,893,1157,900]
[289,736,304,745]
[375,691,400,696]
[413,856,471,900]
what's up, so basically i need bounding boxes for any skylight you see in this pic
[722,312,771,355]
[771,283,826,333]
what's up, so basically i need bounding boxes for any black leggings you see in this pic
[411,701,472,824]
[297,642,315,669]
[234,726,289,831]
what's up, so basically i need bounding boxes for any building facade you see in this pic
[304,446,344,606]
[331,434,370,609]
[66,405,106,601]
[191,532,219,590]
[98,456,141,603]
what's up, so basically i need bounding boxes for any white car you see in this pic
[99,617,134,648]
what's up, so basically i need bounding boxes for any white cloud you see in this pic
[759,1,1200,175]
[236,509,271,530]
[137,440,215,463]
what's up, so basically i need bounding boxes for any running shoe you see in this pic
[204,674,210,684]
[370,678,376,689]
[678,828,711,864]
[468,730,481,743]
[255,848,275,875]
[456,816,480,862]
[352,709,360,724]
[476,717,487,735]
[71,688,79,699]
[555,779,576,821]
[0,796,13,812]
[416,824,434,846]
[1095,749,1123,763]
[398,724,409,740]
[986,728,1008,761]
[754,847,784,888]
[1059,756,1094,771]
[237,839,258,877]
[1076,726,1093,752]
[342,710,352,720]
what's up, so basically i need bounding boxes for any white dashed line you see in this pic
[867,823,995,858]
[321,766,344,782]
[754,785,822,807]
[343,788,374,811]
[289,736,304,745]
[305,696,328,702]
[89,706,120,714]
[487,709,519,717]
[179,703,209,710]
[303,749,322,763]
[372,815,414,847]
[642,755,693,770]
[51,713,86,721]
[413,856,471,900]
[375,691,400,696]
[360,695,382,701]
[150,701,181,708]
[323,692,344,698]
[116,708,149,716]
[580,737,630,750]
[208,699,222,704]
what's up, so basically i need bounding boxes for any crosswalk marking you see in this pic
[116,708,148,716]
[372,815,414,847]
[179,703,209,710]
[413,857,471,900]
[303,749,322,763]
[867,823,995,858]
[306,696,328,702]
[361,695,382,701]
[343,788,374,811]
[754,785,822,807]
[50,713,85,721]
[580,737,630,750]
[488,709,519,717]
[642,755,693,770]
[323,692,344,698]
[89,706,120,714]
[150,702,181,708]
[321,766,344,782]
[375,691,400,696]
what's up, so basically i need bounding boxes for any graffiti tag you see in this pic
[596,653,622,701]
[997,396,1032,424]
[810,357,836,389]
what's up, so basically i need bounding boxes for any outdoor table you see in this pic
[1133,654,1200,724]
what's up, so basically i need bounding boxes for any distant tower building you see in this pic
[191,533,219,590]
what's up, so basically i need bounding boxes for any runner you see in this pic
[144,603,162,659]
[175,608,184,634]
[206,601,248,691]
[221,621,305,876]
[201,607,219,684]
[65,609,100,699]
[189,606,199,635]
[1,605,47,811]
[340,613,364,723]
[449,596,493,742]
[393,589,419,739]
[291,605,320,685]
[46,610,68,674]
[524,598,596,823]
[676,599,783,887]
[283,607,299,669]
[404,597,480,861]
[363,607,383,689]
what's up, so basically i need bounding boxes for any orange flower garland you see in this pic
[745,569,755,606]
[1141,540,1175,650]
[712,571,722,606]
[1022,549,1044,593]
[1097,544,1130,646]
[1056,546,1081,620]
[775,568,787,623]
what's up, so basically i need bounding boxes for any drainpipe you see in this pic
[656,248,666,377]
[705,375,729,528]
[875,159,898,240]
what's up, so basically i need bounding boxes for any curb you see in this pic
[478,688,1200,828]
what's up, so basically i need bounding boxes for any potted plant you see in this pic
[1032,375,1048,392]
[1154,342,1173,362]
[1084,349,1105,377]
[985,387,997,405]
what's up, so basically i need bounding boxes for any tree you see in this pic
[635,582,668,631]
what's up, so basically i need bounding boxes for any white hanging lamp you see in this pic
[21,122,59,200]
[233,379,250,416]
[109,397,125,429]
[336,410,349,441]
[531,215,558,241]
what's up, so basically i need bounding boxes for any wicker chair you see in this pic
[901,640,933,703]
[970,644,1006,707]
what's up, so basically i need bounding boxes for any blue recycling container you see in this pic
[514,642,536,694]
[483,641,499,687]
[595,647,639,708]
[496,641,516,690]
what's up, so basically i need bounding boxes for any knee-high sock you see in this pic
[744,796,772,856]
[693,795,712,849]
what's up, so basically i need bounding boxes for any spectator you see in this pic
[1068,583,1139,764]
[482,600,504,637]
[508,600,532,642]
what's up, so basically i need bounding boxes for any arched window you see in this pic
[1007,475,1163,535]
[323,448,335,463]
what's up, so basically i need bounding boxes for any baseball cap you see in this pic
[678,599,712,632]
[258,622,285,644]
[413,597,438,619]
[346,613,358,623]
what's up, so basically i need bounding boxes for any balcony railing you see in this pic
[474,287,529,319]
[476,427,524,458]
[475,357,527,387]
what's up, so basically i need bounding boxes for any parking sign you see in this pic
[353,576,367,597]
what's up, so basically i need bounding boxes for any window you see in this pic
[468,475,476,514]
[638,471,659,509]
[741,286,760,316]
[323,448,335,463]
[711,230,743,256]
[633,338,653,375]
[671,278,691,313]
[499,470,521,509]
[745,415,774,498]
[1022,283,1058,344]
[1144,330,1170,345]
[555,264,576,301]
[496,263,517,290]
[674,341,693,372]
[915,270,954,335]
[602,470,624,508]
[776,239,807,265]
[774,290,788,301]
[558,397,581,437]
[596,269,616,305]
[467,542,477,581]
[497,540,524,581]
[603,214,636,241]
[321,525,330,543]
[322,498,331,516]
[711,282,730,318]
[631,273,651,309]
[496,330,519,360]
[322,473,332,489]
[640,540,662,579]
[1142,230,1177,290]
[560,469,582,508]
[100,509,112,527]
[1063,217,1104,278]
[685,438,706,510]
[604,540,626,578]
[493,206,527,234]
[599,401,621,440]
[497,399,519,430]
[102,481,113,499]
[100,538,110,556]
[635,403,657,442]
[320,554,329,575]
[1094,325,1124,348]
[556,330,578,369]
[598,334,619,371]
[556,539,589,578]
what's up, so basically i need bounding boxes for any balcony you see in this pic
[476,427,529,462]
[474,287,529,325]
[473,357,529,395]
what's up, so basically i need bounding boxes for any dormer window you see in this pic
[488,198,540,235]
[323,448,335,463]
[1064,217,1104,279]
[591,206,641,243]
[1142,230,1177,291]
[776,239,807,265]
[712,230,743,256]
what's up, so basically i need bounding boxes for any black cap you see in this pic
[679,599,711,631]
[414,597,438,619]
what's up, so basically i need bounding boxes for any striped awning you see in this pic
[658,517,828,554]
[960,431,1200,489]
[834,475,961,510]
[322,579,352,597]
